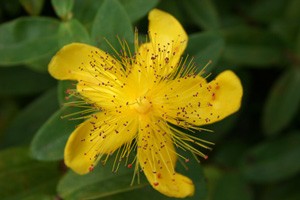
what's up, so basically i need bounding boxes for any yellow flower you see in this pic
[49,9,242,198]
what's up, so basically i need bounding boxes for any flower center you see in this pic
[132,97,152,114]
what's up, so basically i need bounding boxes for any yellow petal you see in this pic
[155,70,243,126]
[148,9,187,61]
[48,42,123,81]
[135,9,188,77]
[64,112,138,174]
[137,116,194,197]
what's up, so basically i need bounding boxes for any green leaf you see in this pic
[0,17,60,66]
[91,0,134,54]
[51,0,74,20]
[58,150,207,199]
[0,147,60,199]
[58,19,91,46]
[221,26,284,67]
[212,172,253,200]
[296,28,300,57]
[248,0,287,23]
[30,106,82,161]
[186,32,225,73]
[239,131,300,183]
[19,0,45,16]
[262,175,300,200]
[182,0,220,30]
[263,68,300,135]
[0,67,56,96]
[119,0,159,22]
[72,0,104,30]
[57,162,148,200]
[1,88,58,148]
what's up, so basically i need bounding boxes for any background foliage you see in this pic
[0,0,300,199]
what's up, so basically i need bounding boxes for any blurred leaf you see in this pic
[1,88,58,148]
[20,0,45,16]
[262,175,300,200]
[296,28,300,56]
[24,52,55,73]
[57,161,148,200]
[119,0,159,22]
[51,0,74,20]
[58,19,91,46]
[240,131,300,183]
[203,165,223,199]
[212,140,248,168]
[0,17,60,66]
[0,100,18,136]
[182,0,220,30]
[212,172,253,200]
[263,68,300,135]
[0,147,60,199]
[186,32,225,73]
[91,0,134,53]
[30,106,83,161]
[72,0,104,30]
[248,0,286,23]
[58,150,207,199]
[0,66,55,96]
[221,26,284,67]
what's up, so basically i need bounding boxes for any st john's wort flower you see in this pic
[48,9,243,198]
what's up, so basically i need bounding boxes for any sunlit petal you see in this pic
[155,70,243,126]
[137,116,194,197]
[64,112,138,174]
[135,9,188,77]
[48,43,124,81]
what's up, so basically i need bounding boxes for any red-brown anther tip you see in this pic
[153,182,159,186]
[89,165,94,172]
[127,164,133,168]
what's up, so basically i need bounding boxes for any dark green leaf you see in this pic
[19,0,45,16]
[221,26,284,67]
[0,67,56,96]
[186,32,225,73]
[212,140,249,168]
[58,150,207,199]
[1,88,58,148]
[263,68,300,135]
[0,147,60,199]
[0,100,18,135]
[119,0,159,22]
[262,175,300,200]
[72,0,104,30]
[240,131,300,183]
[212,172,253,200]
[296,28,300,57]
[30,106,82,161]
[91,0,134,54]
[203,166,223,199]
[248,0,287,23]
[182,0,220,30]
[51,0,74,20]
[58,162,148,200]
[0,17,60,66]
[58,19,91,46]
